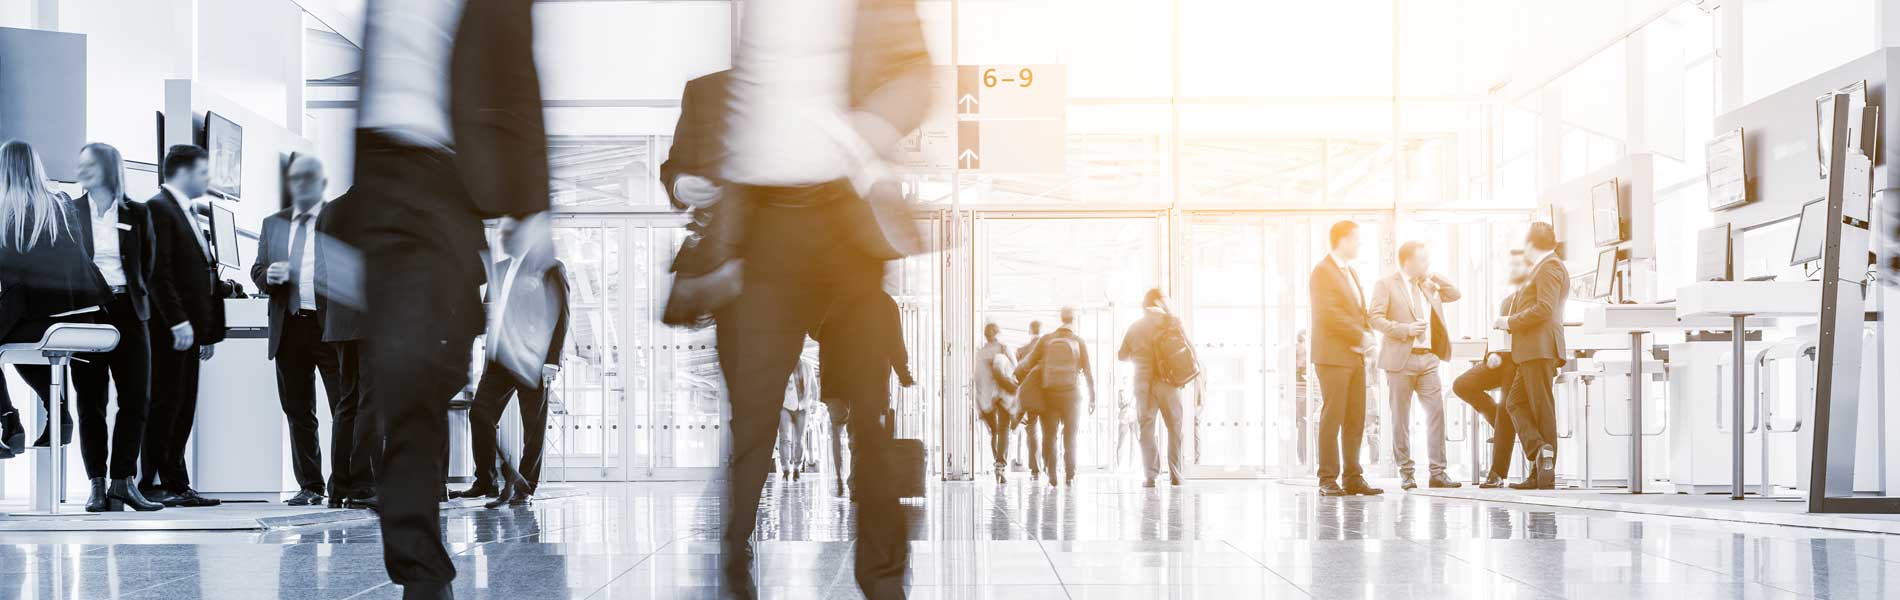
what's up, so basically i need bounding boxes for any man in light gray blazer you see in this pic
[1369,240,1461,490]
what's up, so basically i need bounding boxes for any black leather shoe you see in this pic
[486,476,529,509]
[1400,473,1418,491]
[449,485,498,500]
[327,496,345,509]
[142,488,179,506]
[1343,476,1384,496]
[0,410,24,455]
[285,490,324,506]
[108,478,164,511]
[1318,480,1348,497]
[400,581,454,600]
[1428,473,1462,489]
[1170,476,1183,486]
[86,478,111,512]
[1479,474,1506,488]
[170,488,222,507]
[346,495,381,510]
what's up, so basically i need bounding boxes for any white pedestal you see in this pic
[194,298,334,497]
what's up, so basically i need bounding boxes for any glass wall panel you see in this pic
[549,137,662,209]
[535,1,732,101]
[1180,0,1393,97]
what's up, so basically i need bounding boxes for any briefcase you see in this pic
[1017,367,1044,414]
[891,437,926,499]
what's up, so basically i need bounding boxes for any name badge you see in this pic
[115,223,133,231]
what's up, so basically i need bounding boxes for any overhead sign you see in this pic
[953,64,1065,174]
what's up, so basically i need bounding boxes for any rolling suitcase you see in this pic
[889,410,927,498]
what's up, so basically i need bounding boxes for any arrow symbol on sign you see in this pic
[958,94,979,113]
[959,149,978,169]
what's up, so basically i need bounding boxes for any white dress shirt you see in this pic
[290,203,322,311]
[89,196,126,287]
[721,0,859,187]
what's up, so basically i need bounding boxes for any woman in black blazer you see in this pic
[0,141,112,471]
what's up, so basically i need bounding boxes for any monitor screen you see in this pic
[1591,179,1623,247]
[1695,224,1732,282]
[211,203,241,270]
[1592,248,1618,299]
[1790,198,1830,266]
[204,111,243,199]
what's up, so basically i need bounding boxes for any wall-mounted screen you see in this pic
[1590,179,1623,247]
[0,27,87,181]
[1790,198,1830,267]
[204,111,243,199]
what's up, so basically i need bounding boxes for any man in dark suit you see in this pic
[250,154,352,508]
[1453,251,1529,488]
[139,144,227,508]
[343,0,552,596]
[317,188,376,510]
[456,217,569,502]
[1496,222,1569,490]
[1308,220,1383,497]
[658,69,739,327]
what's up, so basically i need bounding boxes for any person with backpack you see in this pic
[1118,288,1198,487]
[1014,307,1096,486]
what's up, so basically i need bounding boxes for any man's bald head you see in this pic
[286,153,327,211]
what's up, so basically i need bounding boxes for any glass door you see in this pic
[1178,214,1291,477]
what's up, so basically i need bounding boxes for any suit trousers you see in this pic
[1314,361,1367,481]
[714,195,907,600]
[1038,387,1082,482]
[16,297,148,479]
[141,324,201,493]
[980,408,1011,470]
[467,361,550,492]
[1384,352,1447,477]
[331,340,378,499]
[1504,358,1559,461]
[276,313,345,494]
[1134,374,1185,483]
[1452,358,1516,479]
[1022,412,1043,474]
[352,135,488,589]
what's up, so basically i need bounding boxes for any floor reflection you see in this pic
[0,477,1896,599]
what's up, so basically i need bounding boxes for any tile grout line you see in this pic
[978,481,1074,600]
[1216,538,1315,598]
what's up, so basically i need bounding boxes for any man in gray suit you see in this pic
[1369,241,1461,490]
[1496,222,1569,490]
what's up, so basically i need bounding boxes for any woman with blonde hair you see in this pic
[0,140,111,462]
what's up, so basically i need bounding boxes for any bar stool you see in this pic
[1,323,121,517]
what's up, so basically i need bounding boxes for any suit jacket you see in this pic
[316,191,362,343]
[146,187,227,345]
[1506,254,1570,365]
[1309,257,1371,368]
[0,201,110,341]
[1488,289,1520,363]
[1369,272,1460,370]
[660,70,732,209]
[73,194,158,322]
[250,204,338,358]
[448,0,550,219]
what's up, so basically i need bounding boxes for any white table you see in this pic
[1677,281,1824,500]
[1582,304,1756,494]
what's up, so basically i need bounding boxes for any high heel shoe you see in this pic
[86,478,110,512]
[108,478,164,511]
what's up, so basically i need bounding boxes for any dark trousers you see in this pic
[1022,412,1043,474]
[141,323,201,493]
[18,308,146,479]
[351,133,488,588]
[332,340,378,499]
[714,193,907,600]
[981,409,1010,469]
[275,313,344,494]
[1503,358,1559,461]
[468,361,549,492]
[1452,358,1516,479]
[1314,361,1367,481]
[1038,388,1081,481]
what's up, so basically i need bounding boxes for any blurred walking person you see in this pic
[1016,320,1046,479]
[975,322,1019,484]
[1119,288,1197,487]
[1015,307,1097,487]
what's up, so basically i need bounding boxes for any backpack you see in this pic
[1151,315,1201,387]
[1041,335,1082,390]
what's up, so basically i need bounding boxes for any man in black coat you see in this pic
[1308,220,1383,497]
[139,144,227,508]
[1496,222,1570,490]
[343,0,552,597]
[318,188,376,509]
[456,217,569,502]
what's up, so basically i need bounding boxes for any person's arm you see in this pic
[544,263,570,368]
[137,206,157,288]
[147,202,192,334]
[1013,336,1043,381]
[1117,321,1138,361]
[249,219,274,293]
[1433,274,1462,303]
[1367,278,1408,339]
[886,302,914,387]
[1506,264,1564,332]
[1077,335,1096,385]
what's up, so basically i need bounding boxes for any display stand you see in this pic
[1583,304,1737,494]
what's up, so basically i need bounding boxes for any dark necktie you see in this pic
[289,214,311,314]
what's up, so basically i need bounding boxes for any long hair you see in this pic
[81,142,128,205]
[0,140,70,251]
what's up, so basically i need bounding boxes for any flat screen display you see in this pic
[1591,179,1623,247]
[1592,248,1618,300]
[1790,198,1829,266]
[205,111,243,199]
[211,203,241,270]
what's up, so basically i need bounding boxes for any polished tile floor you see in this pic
[4,476,1899,599]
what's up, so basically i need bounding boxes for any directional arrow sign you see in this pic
[958,149,979,169]
[957,93,978,114]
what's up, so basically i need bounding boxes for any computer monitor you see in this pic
[1591,179,1625,247]
[1695,224,1732,282]
[1593,247,1619,300]
[211,203,241,270]
[1790,198,1830,267]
